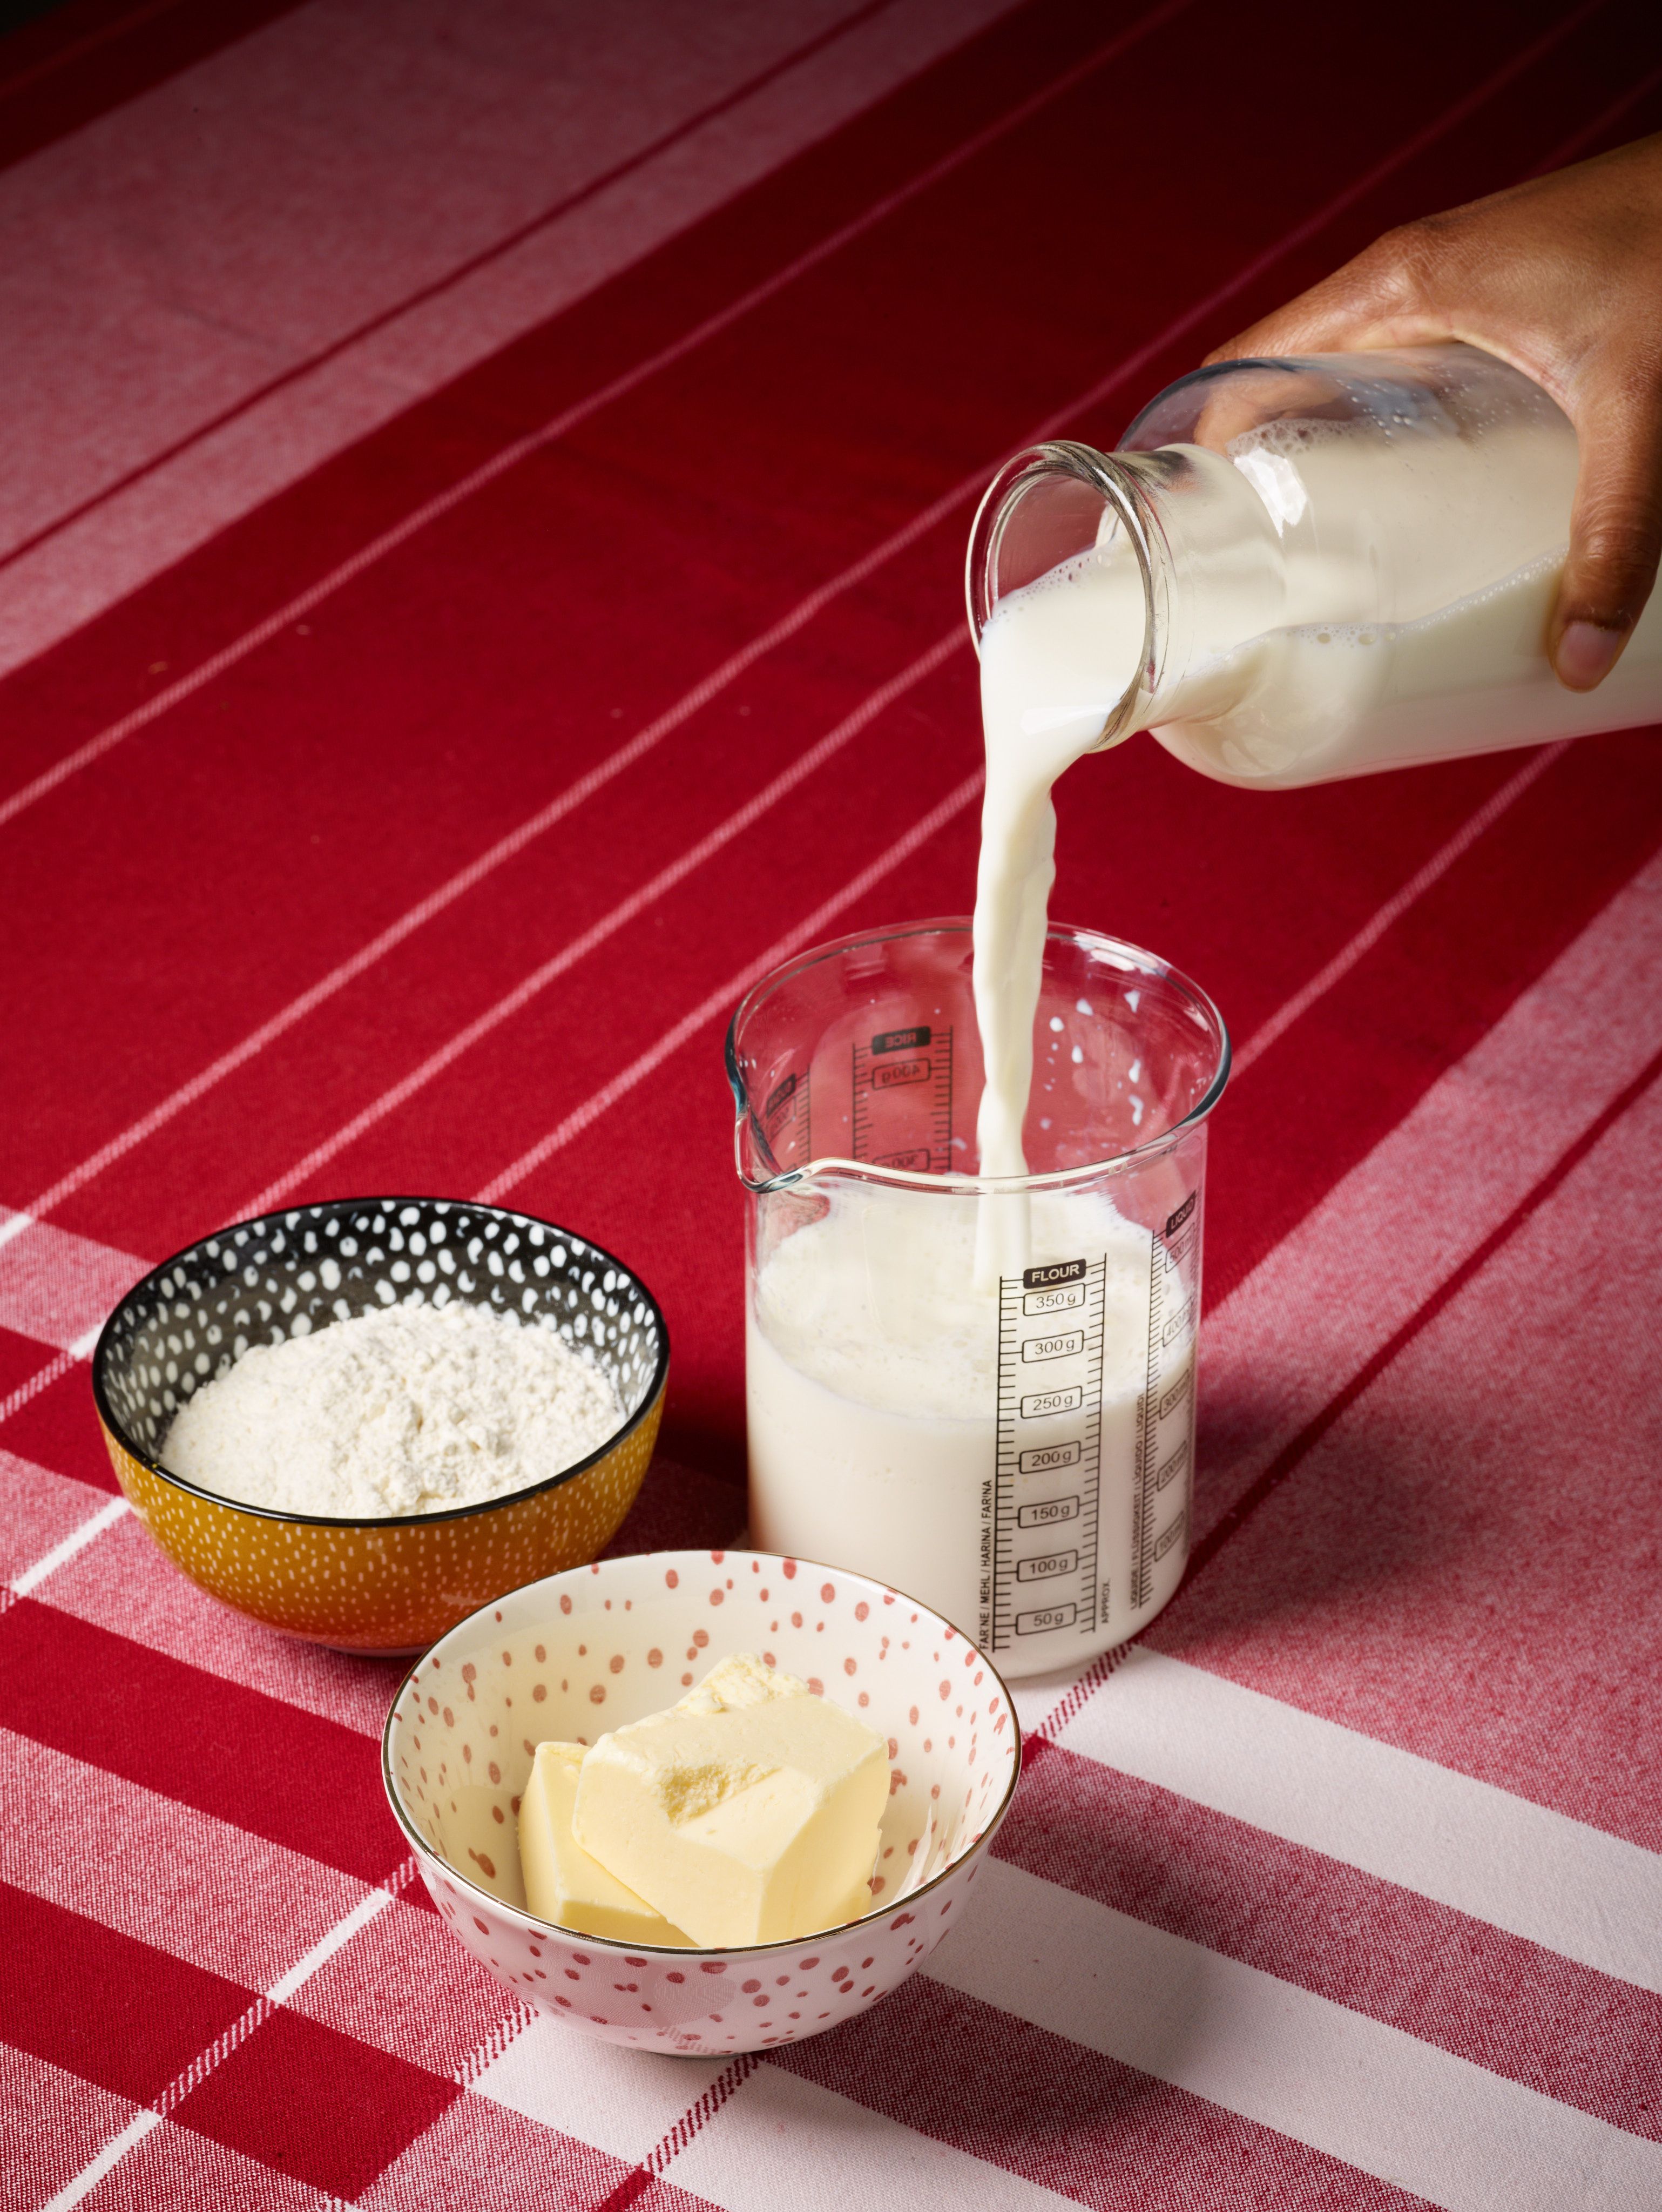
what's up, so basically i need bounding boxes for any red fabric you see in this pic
[3,1,1662,2204]
[0,0,306,177]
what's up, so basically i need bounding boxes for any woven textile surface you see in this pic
[3,2,1662,2205]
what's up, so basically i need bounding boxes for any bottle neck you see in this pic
[968,441,1283,749]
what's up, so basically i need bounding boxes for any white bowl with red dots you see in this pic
[381,1547,1021,2054]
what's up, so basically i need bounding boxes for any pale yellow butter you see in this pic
[518,1742,693,1946]
[571,1653,887,1947]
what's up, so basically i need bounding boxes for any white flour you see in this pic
[163,1300,624,1518]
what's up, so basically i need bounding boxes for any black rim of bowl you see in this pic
[91,1195,671,1529]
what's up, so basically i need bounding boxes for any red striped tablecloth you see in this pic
[3,2,1660,2205]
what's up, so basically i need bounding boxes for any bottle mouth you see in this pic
[965,440,1157,748]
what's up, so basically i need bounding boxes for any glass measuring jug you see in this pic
[969,343,1662,788]
[727,920,1228,1677]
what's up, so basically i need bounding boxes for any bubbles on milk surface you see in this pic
[752,1184,1154,1422]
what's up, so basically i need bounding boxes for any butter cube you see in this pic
[571,1653,887,1947]
[519,1742,693,1946]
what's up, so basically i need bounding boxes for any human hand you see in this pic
[1206,134,1662,690]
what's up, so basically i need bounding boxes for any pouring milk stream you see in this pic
[742,343,1662,1676]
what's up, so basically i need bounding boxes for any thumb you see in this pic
[1550,369,1662,690]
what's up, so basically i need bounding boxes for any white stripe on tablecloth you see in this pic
[265,1888,401,2006]
[0,1468,131,1617]
[0,0,1022,679]
[0,1449,119,1586]
[922,1858,1662,2212]
[0,1728,367,1990]
[38,1870,409,2211]
[0,3,1588,1240]
[39,2111,165,2212]
[6,1496,130,1598]
[1229,743,1568,1078]
[15,1481,399,1739]
[1058,1647,1662,1995]
[471,2013,727,2164]
[5,1495,130,1601]
[243,635,968,1213]
[670,2062,1082,2211]
[0,1716,528,2079]
[0,1211,147,1351]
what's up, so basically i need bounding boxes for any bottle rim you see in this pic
[965,440,1158,749]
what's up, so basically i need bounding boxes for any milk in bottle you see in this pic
[968,343,1662,788]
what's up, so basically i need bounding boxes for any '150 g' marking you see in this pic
[1017,1496,1080,1529]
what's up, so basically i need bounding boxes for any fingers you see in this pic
[1205,222,1458,366]
[1187,363,1352,456]
[1549,361,1662,689]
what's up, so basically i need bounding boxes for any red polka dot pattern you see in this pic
[384,1548,1019,2054]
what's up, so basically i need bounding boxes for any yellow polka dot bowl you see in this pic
[91,1198,668,1655]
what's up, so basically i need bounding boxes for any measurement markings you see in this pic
[1018,1440,1080,1474]
[850,1023,953,1174]
[1017,1495,1080,1529]
[1021,1384,1083,1419]
[1016,1549,1078,1582]
[991,1255,1105,1653]
[762,1067,810,1166]
[1015,1601,1078,1635]
[1132,1192,1198,1611]
[1022,1328,1085,1363]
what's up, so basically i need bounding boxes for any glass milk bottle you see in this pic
[968,343,1662,787]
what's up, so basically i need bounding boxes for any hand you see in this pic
[1206,134,1662,690]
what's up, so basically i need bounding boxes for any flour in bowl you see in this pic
[163,1300,624,1518]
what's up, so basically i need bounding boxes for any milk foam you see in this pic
[754,1184,1153,1420]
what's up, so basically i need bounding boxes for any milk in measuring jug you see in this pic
[747,1182,1195,1654]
